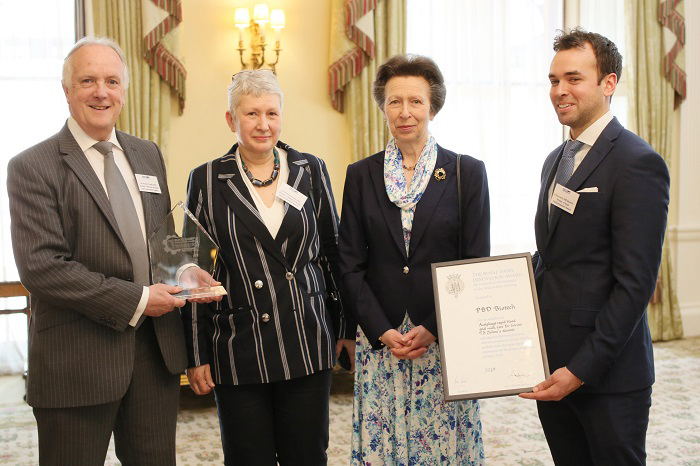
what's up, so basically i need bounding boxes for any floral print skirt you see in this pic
[351,314,485,465]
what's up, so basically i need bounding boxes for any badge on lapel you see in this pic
[434,168,446,181]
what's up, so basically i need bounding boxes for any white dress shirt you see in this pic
[67,118,149,325]
[548,111,614,208]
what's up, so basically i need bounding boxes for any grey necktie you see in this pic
[549,139,585,229]
[554,139,585,187]
[93,141,150,287]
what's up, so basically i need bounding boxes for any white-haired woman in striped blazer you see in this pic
[181,70,355,465]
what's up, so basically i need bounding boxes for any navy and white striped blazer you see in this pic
[181,141,353,385]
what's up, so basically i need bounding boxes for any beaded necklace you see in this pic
[240,148,280,187]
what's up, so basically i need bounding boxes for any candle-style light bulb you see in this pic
[254,3,269,37]
[270,9,285,44]
[234,8,250,43]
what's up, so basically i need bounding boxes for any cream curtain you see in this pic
[406,0,563,255]
[625,0,684,340]
[91,0,173,156]
[346,0,406,161]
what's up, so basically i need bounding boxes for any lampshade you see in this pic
[270,9,285,29]
[234,8,250,28]
[253,4,269,24]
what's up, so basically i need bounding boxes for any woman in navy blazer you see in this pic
[181,71,355,465]
[339,54,490,464]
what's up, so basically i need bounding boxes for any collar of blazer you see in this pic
[58,123,158,245]
[368,144,455,259]
[541,117,623,243]
[215,140,312,270]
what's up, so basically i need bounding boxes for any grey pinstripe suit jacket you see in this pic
[181,142,354,385]
[7,123,187,408]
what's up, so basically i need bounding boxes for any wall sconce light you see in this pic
[235,4,285,73]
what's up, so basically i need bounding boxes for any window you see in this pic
[407,0,564,255]
[579,0,627,127]
[0,0,75,373]
[406,0,626,255]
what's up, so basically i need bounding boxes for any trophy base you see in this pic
[175,285,228,299]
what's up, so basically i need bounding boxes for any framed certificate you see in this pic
[431,253,549,401]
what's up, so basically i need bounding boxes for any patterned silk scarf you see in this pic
[384,134,438,254]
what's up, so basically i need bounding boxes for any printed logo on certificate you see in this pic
[431,253,550,401]
[446,274,465,298]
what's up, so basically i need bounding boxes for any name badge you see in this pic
[135,174,162,194]
[276,183,308,210]
[551,183,579,215]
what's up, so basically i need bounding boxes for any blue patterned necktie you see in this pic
[549,139,585,230]
[554,139,585,187]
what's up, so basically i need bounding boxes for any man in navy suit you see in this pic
[519,29,670,465]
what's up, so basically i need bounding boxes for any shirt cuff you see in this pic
[129,286,149,327]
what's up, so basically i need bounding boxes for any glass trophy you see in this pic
[149,201,227,299]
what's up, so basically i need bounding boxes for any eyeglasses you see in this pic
[231,69,276,82]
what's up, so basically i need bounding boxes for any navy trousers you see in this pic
[213,368,333,466]
[537,387,652,465]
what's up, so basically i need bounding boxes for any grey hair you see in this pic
[227,71,284,116]
[373,54,445,115]
[62,36,130,90]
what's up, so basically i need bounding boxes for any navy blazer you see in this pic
[533,117,670,393]
[181,141,352,385]
[338,145,490,348]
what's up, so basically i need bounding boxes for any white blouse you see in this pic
[235,147,289,238]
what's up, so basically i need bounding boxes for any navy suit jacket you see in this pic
[339,145,490,348]
[533,117,669,393]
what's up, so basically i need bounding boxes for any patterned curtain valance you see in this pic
[143,0,187,113]
[658,0,686,109]
[329,0,378,112]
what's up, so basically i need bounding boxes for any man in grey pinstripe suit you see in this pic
[7,37,211,465]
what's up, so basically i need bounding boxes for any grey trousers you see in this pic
[33,318,181,466]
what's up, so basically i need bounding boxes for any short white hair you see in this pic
[227,70,283,116]
[62,36,130,90]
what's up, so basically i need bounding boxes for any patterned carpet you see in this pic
[1,337,698,465]
[479,335,700,465]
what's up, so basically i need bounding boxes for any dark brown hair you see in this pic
[553,28,623,84]
[372,54,446,115]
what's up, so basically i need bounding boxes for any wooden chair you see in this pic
[0,281,30,325]
[0,283,195,388]
[0,281,30,396]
